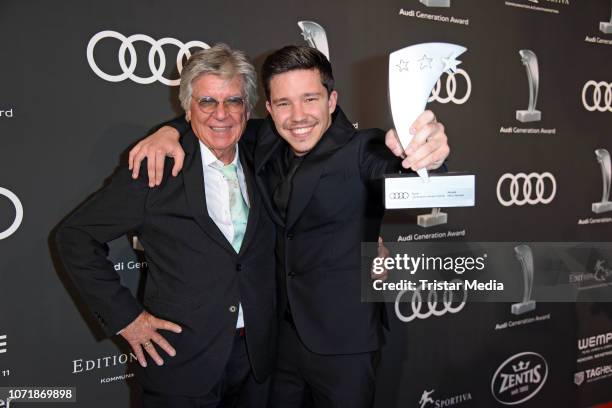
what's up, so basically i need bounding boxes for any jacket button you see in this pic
[229,305,237,313]
[236,264,242,271]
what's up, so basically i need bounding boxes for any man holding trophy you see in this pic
[129,45,449,407]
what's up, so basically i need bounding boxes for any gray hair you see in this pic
[179,43,257,113]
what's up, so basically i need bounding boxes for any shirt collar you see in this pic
[199,140,240,169]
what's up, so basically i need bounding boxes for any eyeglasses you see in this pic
[192,95,246,113]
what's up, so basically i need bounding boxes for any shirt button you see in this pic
[229,305,237,313]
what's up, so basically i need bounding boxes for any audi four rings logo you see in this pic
[389,192,411,200]
[394,280,467,322]
[428,68,472,104]
[0,187,23,240]
[582,81,612,112]
[86,30,210,86]
[496,172,556,207]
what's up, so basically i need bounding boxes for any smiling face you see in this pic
[265,69,337,156]
[187,73,248,164]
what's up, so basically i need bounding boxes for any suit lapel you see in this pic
[237,144,260,256]
[254,118,286,227]
[182,130,236,255]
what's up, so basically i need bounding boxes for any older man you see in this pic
[56,44,277,408]
[129,45,449,408]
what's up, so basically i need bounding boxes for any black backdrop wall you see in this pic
[1,0,611,407]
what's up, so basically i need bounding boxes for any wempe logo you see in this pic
[491,351,548,405]
[578,331,612,351]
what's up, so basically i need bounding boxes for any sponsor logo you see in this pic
[86,30,209,86]
[578,332,612,351]
[72,352,138,374]
[0,334,6,354]
[428,68,471,104]
[574,371,585,386]
[419,389,473,407]
[575,365,612,385]
[582,81,612,112]
[491,352,548,405]
[496,172,556,206]
[394,279,467,322]
[569,259,612,288]
[0,188,23,240]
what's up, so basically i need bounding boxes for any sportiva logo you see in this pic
[491,352,548,405]
[418,389,472,407]
[86,30,210,86]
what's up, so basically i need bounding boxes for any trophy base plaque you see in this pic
[516,110,541,122]
[420,0,450,6]
[601,22,612,34]
[592,201,612,213]
[511,300,536,315]
[417,212,448,227]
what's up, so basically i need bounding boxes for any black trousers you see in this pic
[142,331,270,408]
[270,319,378,408]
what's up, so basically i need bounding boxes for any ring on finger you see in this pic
[143,341,152,349]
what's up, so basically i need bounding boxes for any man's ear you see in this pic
[185,111,191,122]
[328,90,338,114]
[265,100,272,115]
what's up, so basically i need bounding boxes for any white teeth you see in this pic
[291,126,314,135]
[211,127,230,131]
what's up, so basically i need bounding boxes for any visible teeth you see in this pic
[211,127,230,131]
[292,126,313,135]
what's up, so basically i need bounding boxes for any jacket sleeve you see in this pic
[55,165,149,337]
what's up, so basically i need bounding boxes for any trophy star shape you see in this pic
[389,43,466,180]
[297,21,330,61]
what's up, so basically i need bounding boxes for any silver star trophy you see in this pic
[601,0,612,33]
[511,244,536,315]
[592,149,612,213]
[385,43,475,210]
[516,49,542,123]
[298,21,330,60]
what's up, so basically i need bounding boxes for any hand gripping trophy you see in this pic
[385,43,475,216]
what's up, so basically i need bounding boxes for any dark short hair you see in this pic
[261,45,334,101]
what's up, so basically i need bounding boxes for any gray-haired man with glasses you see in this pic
[56,44,277,407]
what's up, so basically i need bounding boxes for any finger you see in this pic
[128,144,140,171]
[410,110,436,135]
[412,144,450,171]
[154,317,183,334]
[131,148,148,180]
[384,129,406,158]
[151,332,176,357]
[407,122,443,154]
[154,149,166,186]
[147,153,156,188]
[130,342,147,368]
[144,342,164,366]
[171,150,185,177]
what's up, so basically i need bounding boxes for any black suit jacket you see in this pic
[56,130,277,397]
[254,108,400,355]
